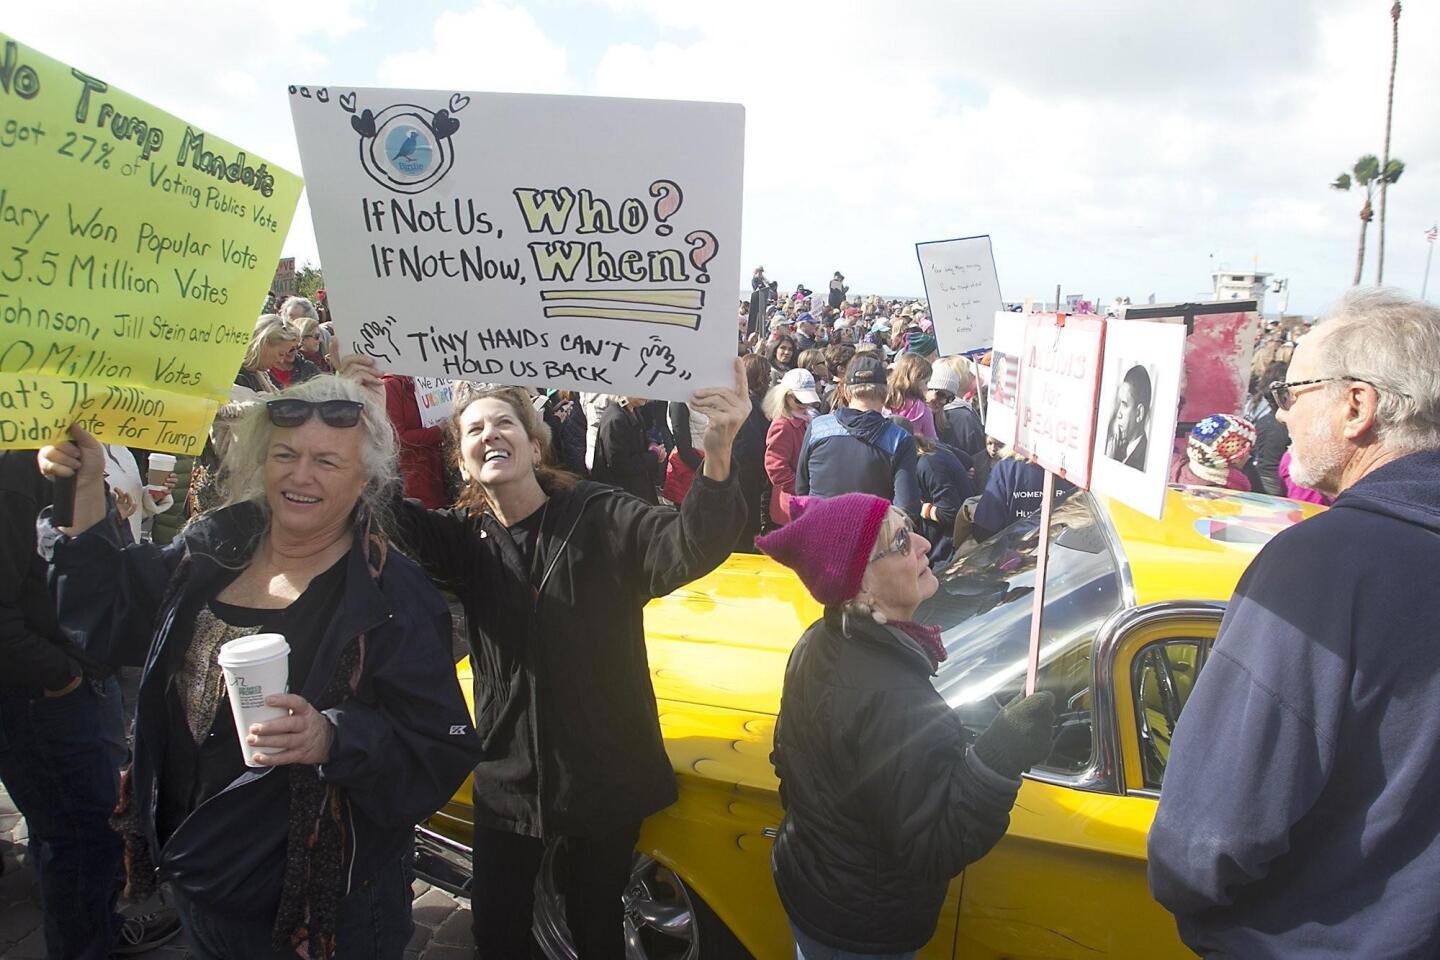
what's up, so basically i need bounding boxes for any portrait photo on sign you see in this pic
[1089,319,1187,520]
[1102,361,1156,472]
[983,310,1027,448]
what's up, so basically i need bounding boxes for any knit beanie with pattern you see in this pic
[755,493,892,607]
[1187,414,1257,484]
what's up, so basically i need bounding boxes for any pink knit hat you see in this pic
[756,493,892,606]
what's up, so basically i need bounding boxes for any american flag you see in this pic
[991,352,1019,405]
[1427,225,1439,243]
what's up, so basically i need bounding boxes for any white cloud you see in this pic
[585,0,1440,311]
[377,2,576,94]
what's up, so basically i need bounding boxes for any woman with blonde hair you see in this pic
[39,376,479,959]
[189,317,300,513]
[885,352,938,440]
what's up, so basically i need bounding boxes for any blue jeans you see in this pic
[0,679,124,960]
[173,852,414,959]
[792,922,917,960]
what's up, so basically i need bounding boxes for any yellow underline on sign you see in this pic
[542,305,702,330]
[539,288,706,309]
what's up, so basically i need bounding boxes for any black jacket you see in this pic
[0,451,100,695]
[390,476,745,838]
[1250,407,1289,497]
[771,609,1021,952]
[733,393,770,548]
[592,402,657,504]
[796,408,921,521]
[46,502,480,917]
[938,401,986,461]
[917,445,973,566]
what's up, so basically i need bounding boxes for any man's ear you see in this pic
[1342,382,1381,442]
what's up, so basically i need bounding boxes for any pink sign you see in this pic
[1015,315,1106,487]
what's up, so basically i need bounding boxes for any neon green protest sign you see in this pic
[0,35,302,454]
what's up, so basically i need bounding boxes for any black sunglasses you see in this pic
[266,398,364,428]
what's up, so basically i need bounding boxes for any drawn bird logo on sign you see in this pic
[391,130,420,164]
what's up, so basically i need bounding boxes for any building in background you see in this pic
[1211,270,1271,314]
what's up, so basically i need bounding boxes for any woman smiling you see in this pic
[342,355,750,959]
[38,376,480,959]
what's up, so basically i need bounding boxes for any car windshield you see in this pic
[916,492,1124,773]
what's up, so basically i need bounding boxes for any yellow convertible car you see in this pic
[416,487,1323,959]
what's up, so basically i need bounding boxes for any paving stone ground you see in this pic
[0,785,473,959]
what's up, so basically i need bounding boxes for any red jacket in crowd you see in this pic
[382,375,446,508]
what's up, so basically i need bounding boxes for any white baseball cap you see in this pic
[779,367,821,405]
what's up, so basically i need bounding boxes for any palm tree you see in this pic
[1333,155,1381,286]
[1376,1,1402,283]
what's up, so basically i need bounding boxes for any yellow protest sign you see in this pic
[0,35,302,454]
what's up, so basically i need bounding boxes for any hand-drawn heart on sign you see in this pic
[431,109,460,139]
[350,109,376,137]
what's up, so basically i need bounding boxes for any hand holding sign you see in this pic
[694,358,750,483]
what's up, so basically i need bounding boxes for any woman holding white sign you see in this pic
[37,376,480,960]
[342,355,749,959]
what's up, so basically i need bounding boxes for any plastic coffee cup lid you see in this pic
[149,453,177,468]
[218,633,290,667]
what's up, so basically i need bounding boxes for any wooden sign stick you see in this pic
[1024,468,1058,696]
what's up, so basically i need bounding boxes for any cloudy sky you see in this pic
[9,0,1437,314]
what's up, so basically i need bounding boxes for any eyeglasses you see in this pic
[1266,376,1381,412]
[266,398,365,428]
[870,519,914,563]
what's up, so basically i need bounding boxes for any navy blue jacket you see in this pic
[1148,449,1440,959]
[46,502,480,918]
[916,445,972,566]
[937,401,985,461]
[971,459,1046,541]
[796,408,920,521]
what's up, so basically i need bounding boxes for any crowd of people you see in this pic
[0,274,1436,960]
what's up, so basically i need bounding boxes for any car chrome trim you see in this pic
[1095,600,1226,795]
[1025,600,1226,795]
[414,825,473,900]
[1090,492,1138,609]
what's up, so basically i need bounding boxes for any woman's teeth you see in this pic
[283,492,320,504]
[484,450,510,463]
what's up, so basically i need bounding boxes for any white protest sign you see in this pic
[984,311,1027,447]
[914,235,1003,355]
[1014,315,1105,487]
[1089,319,1186,519]
[413,376,455,428]
[288,86,744,401]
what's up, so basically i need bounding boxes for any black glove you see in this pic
[972,691,1056,779]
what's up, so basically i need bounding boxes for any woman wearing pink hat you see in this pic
[757,494,1054,959]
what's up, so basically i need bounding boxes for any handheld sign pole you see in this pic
[1023,468,1056,696]
[51,475,75,528]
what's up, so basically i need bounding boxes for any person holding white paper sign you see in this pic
[37,376,480,960]
[341,354,749,959]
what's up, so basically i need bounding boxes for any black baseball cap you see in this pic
[846,355,886,386]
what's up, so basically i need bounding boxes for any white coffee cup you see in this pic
[217,634,291,767]
[147,452,177,497]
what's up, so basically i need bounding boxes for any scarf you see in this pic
[110,520,388,960]
[892,619,947,670]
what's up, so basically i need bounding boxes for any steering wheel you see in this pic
[1141,646,1184,729]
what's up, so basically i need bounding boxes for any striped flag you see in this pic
[1427,225,1438,243]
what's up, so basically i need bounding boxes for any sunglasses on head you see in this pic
[870,518,914,563]
[266,398,364,428]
